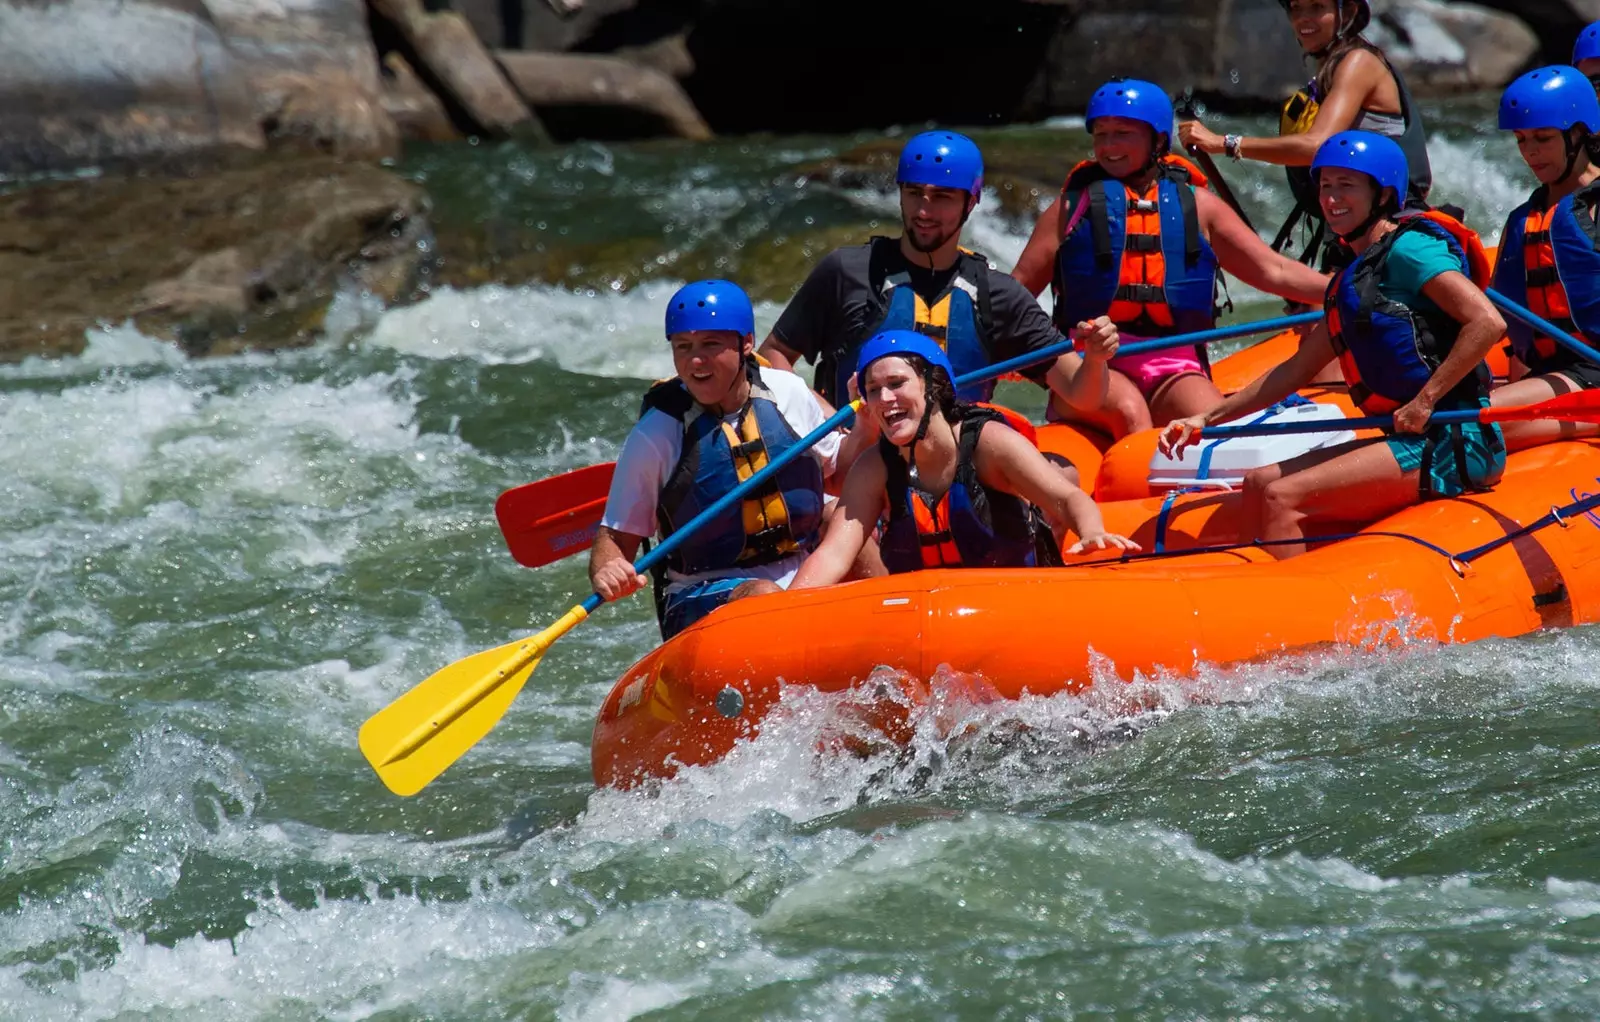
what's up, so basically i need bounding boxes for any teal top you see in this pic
[1376,230,1461,316]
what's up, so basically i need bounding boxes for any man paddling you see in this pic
[590,279,841,638]
[757,131,1120,429]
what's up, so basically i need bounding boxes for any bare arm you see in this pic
[1198,189,1331,305]
[588,525,648,602]
[1042,316,1118,412]
[974,422,1134,551]
[790,451,889,589]
[1011,193,1063,297]
[1392,272,1505,433]
[758,331,803,372]
[1178,50,1391,166]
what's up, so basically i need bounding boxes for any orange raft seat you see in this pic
[592,438,1600,788]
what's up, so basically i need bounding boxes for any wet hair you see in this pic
[1580,125,1600,165]
[920,360,964,424]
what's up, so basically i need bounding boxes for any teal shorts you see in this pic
[1385,421,1506,499]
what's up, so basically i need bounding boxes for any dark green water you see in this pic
[2,103,1599,1020]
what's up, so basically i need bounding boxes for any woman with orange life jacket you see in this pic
[791,331,1137,588]
[1012,79,1329,439]
[1489,66,1600,451]
[1177,0,1433,270]
[1159,132,1506,559]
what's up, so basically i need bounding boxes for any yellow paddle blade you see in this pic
[359,604,590,796]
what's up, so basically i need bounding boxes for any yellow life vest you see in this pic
[1280,88,1319,137]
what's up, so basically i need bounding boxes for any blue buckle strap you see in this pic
[1193,395,1314,482]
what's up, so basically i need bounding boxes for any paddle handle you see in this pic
[1175,89,1256,233]
[1486,289,1600,368]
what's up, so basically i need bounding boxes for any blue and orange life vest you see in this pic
[855,236,997,405]
[878,405,1060,574]
[1325,210,1492,414]
[642,362,825,578]
[1051,153,1221,359]
[1491,181,1600,375]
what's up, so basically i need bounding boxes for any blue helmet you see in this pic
[1498,65,1600,133]
[1086,79,1174,143]
[1311,130,1407,203]
[664,279,755,338]
[854,330,954,393]
[897,132,984,200]
[1575,22,1600,64]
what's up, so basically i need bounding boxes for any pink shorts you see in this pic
[1110,343,1206,399]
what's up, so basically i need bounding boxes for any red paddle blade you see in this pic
[1485,389,1600,425]
[494,462,616,568]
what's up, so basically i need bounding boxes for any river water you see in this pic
[4,101,1600,1020]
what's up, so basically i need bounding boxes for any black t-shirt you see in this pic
[770,240,1064,406]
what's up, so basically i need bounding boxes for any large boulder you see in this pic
[0,156,429,358]
[368,0,546,138]
[0,0,264,174]
[496,50,712,139]
[1472,0,1600,62]
[204,0,400,158]
[1374,0,1539,94]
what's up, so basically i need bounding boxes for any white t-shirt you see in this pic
[602,366,842,591]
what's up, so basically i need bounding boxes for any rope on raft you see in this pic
[1072,487,1600,578]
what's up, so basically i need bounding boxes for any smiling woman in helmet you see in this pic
[1488,66,1600,450]
[1177,0,1432,270]
[790,331,1135,588]
[1159,133,1505,559]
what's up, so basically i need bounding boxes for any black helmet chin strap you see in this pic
[905,392,938,488]
[1334,183,1390,244]
[1558,127,1588,186]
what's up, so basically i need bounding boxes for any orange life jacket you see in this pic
[1052,153,1220,342]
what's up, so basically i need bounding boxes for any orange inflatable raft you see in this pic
[591,329,1579,788]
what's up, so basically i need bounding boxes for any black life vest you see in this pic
[878,405,1061,574]
[819,237,996,408]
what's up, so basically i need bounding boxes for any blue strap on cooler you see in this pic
[1193,394,1315,482]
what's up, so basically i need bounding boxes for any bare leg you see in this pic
[1043,451,1081,488]
[1239,436,1420,559]
[1048,368,1152,440]
[729,579,782,600]
[1491,373,1598,452]
[1309,358,1344,385]
[1147,372,1226,427]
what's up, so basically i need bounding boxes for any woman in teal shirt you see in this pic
[1159,132,1506,558]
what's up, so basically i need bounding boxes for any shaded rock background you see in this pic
[0,156,428,359]
[0,0,1572,359]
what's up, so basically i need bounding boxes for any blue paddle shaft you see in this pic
[626,310,1321,585]
[1200,407,1484,438]
[1486,288,1600,368]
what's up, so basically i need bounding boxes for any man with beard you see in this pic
[758,132,1119,424]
